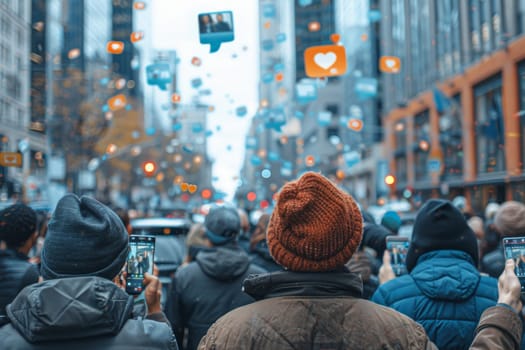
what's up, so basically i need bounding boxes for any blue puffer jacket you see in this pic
[371,250,498,350]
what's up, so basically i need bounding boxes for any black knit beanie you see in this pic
[406,199,478,272]
[41,194,129,280]
[0,204,37,248]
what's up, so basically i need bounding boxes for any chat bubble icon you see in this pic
[198,11,234,53]
[146,63,171,90]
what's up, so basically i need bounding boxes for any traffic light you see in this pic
[142,161,157,177]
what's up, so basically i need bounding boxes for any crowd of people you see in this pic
[0,172,524,349]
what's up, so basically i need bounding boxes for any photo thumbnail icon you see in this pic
[198,11,234,53]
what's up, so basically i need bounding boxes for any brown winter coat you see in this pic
[198,271,522,350]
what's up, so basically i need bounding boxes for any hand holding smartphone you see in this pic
[386,236,409,276]
[502,237,525,293]
[126,235,156,295]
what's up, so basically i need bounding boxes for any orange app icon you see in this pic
[304,45,347,78]
[379,56,401,73]
[107,41,124,54]
[130,31,144,43]
[108,94,127,111]
[133,2,146,10]
[347,119,364,132]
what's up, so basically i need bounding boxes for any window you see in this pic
[394,120,408,184]
[414,111,430,182]
[440,95,464,180]
[470,0,483,61]
[474,74,505,174]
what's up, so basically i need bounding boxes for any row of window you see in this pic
[394,60,525,186]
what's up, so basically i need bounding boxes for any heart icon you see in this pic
[188,185,197,193]
[314,52,337,70]
[386,59,395,68]
[180,183,188,192]
[112,43,120,50]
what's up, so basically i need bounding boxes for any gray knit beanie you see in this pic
[41,194,129,280]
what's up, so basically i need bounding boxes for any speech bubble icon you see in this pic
[146,63,172,90]
[198,11,234,53]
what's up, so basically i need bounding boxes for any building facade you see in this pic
[382,0,525,214]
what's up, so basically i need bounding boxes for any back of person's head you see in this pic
[380,211,401,234]
[406,199,478,272]
[204,206,240,246]
[485,202,500,221]
[494,201,525,237]
[40,194,129,280]
[267,172,362,272]
[467,216,485,240]
[0,204,37,249]
[249,213,270,251]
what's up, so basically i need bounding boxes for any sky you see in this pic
[151,0,259,199]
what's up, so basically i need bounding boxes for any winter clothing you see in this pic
[406,199,478,272]
[381,210,401,234]
[481,244,505,278]
[372,250,498,350]
[494,201,525,237]
[0,276,177,349]
[345,250,379,299]
[198,270,435,349]
[41,194,128,280]
[0,249,39,320]
[165,244,265,350]
[0,204,37,247]
[249,240,282,272]
[204,206,240,245]
[267,172,362,272]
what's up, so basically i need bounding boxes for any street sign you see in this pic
[0,152,22,167]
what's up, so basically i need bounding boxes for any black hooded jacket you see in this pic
[0,276,177,349]
[165,243,266,350]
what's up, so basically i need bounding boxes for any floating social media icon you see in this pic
[107,94,127,111]
[262,39,274,51]
[304,45,347,78]
[133,2,145,10]
[347,119,364,132]
[318,111,332,127]
[262,3,276,18]
[330,33,341,43]
[198,11,234,53]
[106,41,124,54]
[146,63,171,90]
[130,31,144,43]
[296,79,318,104]
[0,152,22,167]
[276,33,286,43]
[308,21,321,32]
[379,56,401,73]
[236,106,247,117]
[299,0,313,6]
[191,56,202,66]
[191,78,202,89]
[171,93,181,103]
[355,77,378,99]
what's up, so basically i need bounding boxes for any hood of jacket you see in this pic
[196,244,251,281]
[411,250,480,301]
[6,276,133,343]
[243,269,363,300]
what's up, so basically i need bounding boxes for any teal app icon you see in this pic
[199,11,234,53]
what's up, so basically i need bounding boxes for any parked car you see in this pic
[130,217,191,305]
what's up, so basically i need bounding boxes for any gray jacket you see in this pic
[0,276,178,349]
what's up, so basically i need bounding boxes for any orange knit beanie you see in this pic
[267,172,363,272]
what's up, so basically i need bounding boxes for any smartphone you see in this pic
[126,235,155,295]
[502,237,525,293]
[386,236,409,276]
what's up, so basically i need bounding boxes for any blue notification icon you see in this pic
[199,11,234,53]
[146,63,171,90]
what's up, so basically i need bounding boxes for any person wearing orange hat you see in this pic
[197,172,524,349]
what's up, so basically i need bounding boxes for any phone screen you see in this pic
[503,237,525,293]
[126,235,155,295]
[386,236,409,276]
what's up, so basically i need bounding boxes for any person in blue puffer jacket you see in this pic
[372,199,498,350]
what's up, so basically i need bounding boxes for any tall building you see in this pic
[382,0,525,213]
[0,0,45,201]
[46,0,113,203]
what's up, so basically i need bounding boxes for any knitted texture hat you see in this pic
[205,206,240,245]
[41,194,129,280]
[495,201,525,237]
[406,199,478,272]
[267,172,363,272]
[0,204,37,247]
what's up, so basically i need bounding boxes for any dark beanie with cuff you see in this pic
[41,194,129,280]
[406,199,478,272]
[267,172,363,272]
[204,206,241,245]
